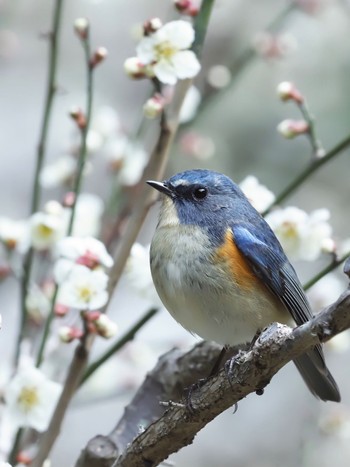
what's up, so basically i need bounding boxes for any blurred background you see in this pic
[1,0,350,466]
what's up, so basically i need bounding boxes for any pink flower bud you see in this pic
[90,47,108,68]
[95,314,118,339]
[62,191,76,207]
[58,326,83,343]
[124,57,147,79]
[277,119,309,139]
[143,94,165,119]
[76,250,100,269]
[276,81,304,104]
[321,238,336,254]
[54,303,70,317]
[174,0,199,16]
[84,310,101,322]
[143,17,162,35]
[69,107,86,129]
[74,18,89,40]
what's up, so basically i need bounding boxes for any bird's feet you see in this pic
[185,377,210,413]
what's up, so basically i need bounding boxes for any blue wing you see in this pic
[232,223,312,326]
[232,222,341,402]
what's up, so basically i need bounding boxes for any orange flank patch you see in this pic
[215,229,261,291]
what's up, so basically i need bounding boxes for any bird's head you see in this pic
[147,169,251,236]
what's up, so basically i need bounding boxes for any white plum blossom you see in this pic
[55,236,113,270]
[239,175,275,213]
[63,193,104,237]
[104,137,148,186]
[179,85,201,123]
[3,366,62,432]
[30,212,65,251]
[0,217,29,252]
[39,155,77,189]
[56,264,109,310]
[125,243,162,307]
[136,20,201,85]
[265,206,333,261]
[90,106,120,139]
[25,285,51,322]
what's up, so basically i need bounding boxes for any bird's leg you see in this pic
[185,346,228,413]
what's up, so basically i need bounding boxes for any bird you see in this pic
[147,169,340,402]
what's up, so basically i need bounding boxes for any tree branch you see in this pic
[76,262,350,467]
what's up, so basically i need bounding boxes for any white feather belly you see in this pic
[150,224,287,346]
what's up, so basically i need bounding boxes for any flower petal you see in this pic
[153,60,177,85]
[171,50,201,79]
[136,36,156,64]
[155,20,195,49]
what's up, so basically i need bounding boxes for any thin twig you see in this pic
[263,132,350,215]
[67,36,94,235]
[298,100,325,158]
[35,27,96,367]
[304,251,350,291]
[31,0,64,214]
[15,0,64,369]
[35,286,59,367]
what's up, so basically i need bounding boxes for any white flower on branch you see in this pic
[90,106,121,140]
[56,264,109,310]
[39,155,77,189]
[30,212,65,251]
[3,366,62,432]
[265,206,333,261]
[136,20,201,85]
[239,175,275,213]
[55,236,113,270]
[63,193,104,237]
[125,243,162,307]
[104,137,148,186]
[0,217,29,253]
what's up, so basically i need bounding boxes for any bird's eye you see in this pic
[193,187,208,200]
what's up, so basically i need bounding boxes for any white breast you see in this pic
[150,223,287,346]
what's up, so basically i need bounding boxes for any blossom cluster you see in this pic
[54,236,117,340]
[125,19,200,85]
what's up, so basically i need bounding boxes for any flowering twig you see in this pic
[31,0,64,214]
[67,23,94,235]
[35,287,59,367]
[183,2,296,127]
[263,131,350,215]
[80,307,159,386]
[297,99,325,158]
[35,22,103,368]
[105,0,215,306]
[15,0,64,369]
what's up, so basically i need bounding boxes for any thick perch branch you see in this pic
[76,271,350,467]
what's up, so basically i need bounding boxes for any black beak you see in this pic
[147,180,174,198]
